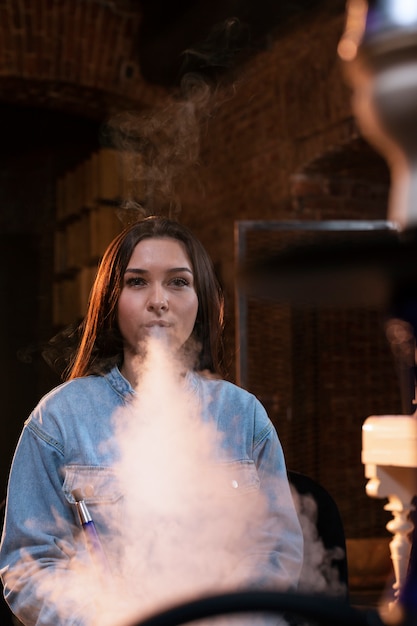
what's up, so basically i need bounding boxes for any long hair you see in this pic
[67,216,225,379]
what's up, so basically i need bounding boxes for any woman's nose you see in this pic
[147,299,168,312]
[147,287,168,312]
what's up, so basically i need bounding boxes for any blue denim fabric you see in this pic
[0,367,303,626]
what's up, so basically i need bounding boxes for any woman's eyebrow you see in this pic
[124,267,193,274]
[167,267,193,274]
[124,268,147,275]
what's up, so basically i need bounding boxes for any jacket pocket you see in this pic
[62,465,122,504]
[221,459,260,495]
[62,465,123,535]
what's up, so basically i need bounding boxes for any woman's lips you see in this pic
[145,320,171,328]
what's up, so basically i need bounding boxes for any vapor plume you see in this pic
[102,17,250,223]
[31,335,275,626]
[10,333,348,626]
[103,68,219,224]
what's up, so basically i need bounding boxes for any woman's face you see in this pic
[117,237,199,355]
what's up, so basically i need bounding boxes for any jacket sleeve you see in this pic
[0,422,96,626]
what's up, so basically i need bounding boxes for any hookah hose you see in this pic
[129,590,385,626]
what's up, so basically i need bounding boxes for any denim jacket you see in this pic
[0,367,303,626]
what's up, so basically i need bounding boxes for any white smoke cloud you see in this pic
[15,334,347,626]
[105,335,270,625]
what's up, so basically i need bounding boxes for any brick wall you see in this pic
[0,0,166,117]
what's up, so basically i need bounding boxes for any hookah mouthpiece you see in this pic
[71,488,111,574]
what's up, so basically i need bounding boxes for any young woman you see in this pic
[0,216,303,626]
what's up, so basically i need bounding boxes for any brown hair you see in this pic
[67,216,225,379]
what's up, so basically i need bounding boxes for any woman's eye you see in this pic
[170,277,190,287]
[125,276,146,287]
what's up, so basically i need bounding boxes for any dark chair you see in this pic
[0,593,15,626]
[288,470,349,599]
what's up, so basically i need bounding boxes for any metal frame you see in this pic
[234,219,397,388]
